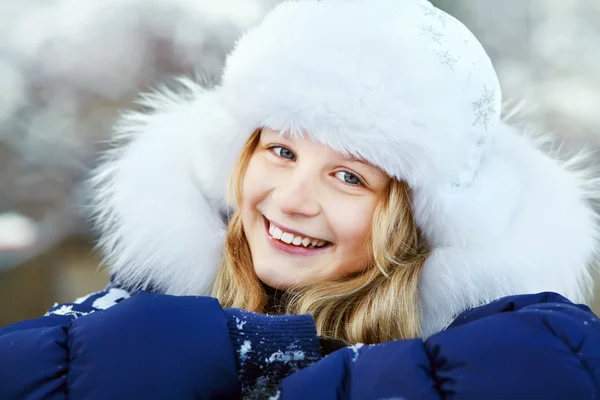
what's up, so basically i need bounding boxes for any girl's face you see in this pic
[240,129,390,289]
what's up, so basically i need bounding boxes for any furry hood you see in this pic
[91,0,599,337]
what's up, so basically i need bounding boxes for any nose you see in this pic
[272,170,321,218]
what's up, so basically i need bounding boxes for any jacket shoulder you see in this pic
[448,291,594,328]
[279,292,600,399]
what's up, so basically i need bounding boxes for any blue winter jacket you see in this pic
[0,290,599,399]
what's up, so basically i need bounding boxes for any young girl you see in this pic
[2,0,599,399]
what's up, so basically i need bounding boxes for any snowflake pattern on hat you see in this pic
[417,2,461,71]
[419,3,452,27]
[450,84,498,189]
[419,24,445,45]
[472,85,496,131]
[434,49,459,71]
[414,1,501,189]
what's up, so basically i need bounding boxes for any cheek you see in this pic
[324,199,376,278]
[240,157,269,213]
[328,198,376,251]
[240,157,279,249]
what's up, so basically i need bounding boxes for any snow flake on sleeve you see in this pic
[266,345,306,364]
[241,340,319,400]
[240,340,253,361]
[236,316,247,330]
[268,390,281,400]
[45,304,93,319]
[44,287,132,319]
[73,291,98,304]
[91,287,130,309]
[349,343,365,362]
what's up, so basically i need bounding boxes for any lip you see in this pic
[262,216,332,256]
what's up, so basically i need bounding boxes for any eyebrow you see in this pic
[341,154,382,172]
[342,154,361,162]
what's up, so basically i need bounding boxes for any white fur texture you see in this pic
[91,0,599,335]
[90,82,244,295]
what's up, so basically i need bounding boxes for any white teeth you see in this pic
[281,232,294,244]
[268,221,327,248]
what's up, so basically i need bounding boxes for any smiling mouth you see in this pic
[263,217,332,250]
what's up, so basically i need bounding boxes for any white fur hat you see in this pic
[92,0,599,336]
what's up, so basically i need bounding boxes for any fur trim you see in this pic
[90,0,599,336]
[418,117,599,335]
[90,80,243,295]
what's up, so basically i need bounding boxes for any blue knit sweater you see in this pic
[224,308,321,398]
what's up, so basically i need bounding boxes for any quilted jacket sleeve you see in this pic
[0,287,131,399]
[0,291,241,400]
[278,292,600,400]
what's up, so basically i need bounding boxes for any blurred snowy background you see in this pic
[0,0,599,324]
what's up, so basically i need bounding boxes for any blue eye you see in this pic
[335,171,362,186]
[272,146,296,160]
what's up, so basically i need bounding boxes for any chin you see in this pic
[254,264,297,291]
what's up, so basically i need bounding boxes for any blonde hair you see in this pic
[211,129,428,344]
